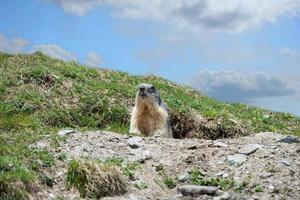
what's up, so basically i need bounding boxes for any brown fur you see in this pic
[129,84,172,137]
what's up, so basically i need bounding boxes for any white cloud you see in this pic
[0,33,29,53]
[47,0,300,32]
[280,48,298,57]
[48,0,104,16]
[85,51,103,67]
[190,69,295,102]
[0,33,105,65]
[32,44,77,61]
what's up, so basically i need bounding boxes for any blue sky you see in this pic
[1,0,300,116]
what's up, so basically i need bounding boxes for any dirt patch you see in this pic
[37,131,300,200]
[170,111,247,140]
[22,72,57,88]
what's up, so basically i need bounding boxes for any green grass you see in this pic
[104,156,140,180]
[0,51,299,198]
[188,169,236,191]
[163,176,176,188]
[154,164,177,188]
[254,185,264,193]
[134,181,148,190]
[188,169,266,194]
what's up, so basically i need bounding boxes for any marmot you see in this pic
[129,83,173,138]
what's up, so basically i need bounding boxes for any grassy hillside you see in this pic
[0,52,299,199]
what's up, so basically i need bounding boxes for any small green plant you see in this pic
[155,164,164,172]
[58,153,67,161]
[163,176,176,188]
[104,157,139,180]
[154,164,176,188]
[40,174,54,187]
[254,185,263,192]
[123,162,140,180]
[104,156,124,166]
[134,181,148,189]
[188,169,236,191]
[55,196,66,200]
[266,166,279,173]
[189,169,205,185]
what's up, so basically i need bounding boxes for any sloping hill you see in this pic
[0,52,299,199]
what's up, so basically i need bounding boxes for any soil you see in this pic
[37,131,300,200]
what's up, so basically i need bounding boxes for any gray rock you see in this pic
[142,150,152,159]
[280,159,290,166]
[268,185,275,190]
[227,154,247,165]
[217,161,224,165]
[216,171,225,177]
[178,172,190,182]
[222,173,229,178]
[58,129,75,136]
[128,137,143,149]
[179,185,218,196]
[136,150,152,163]
[29,141,47,149]
[213,141,228,148]
[213,192,232,200]
[238,144,261,155]
[260,172,273,179]
[268,145,278,149]
[277,135,300,144]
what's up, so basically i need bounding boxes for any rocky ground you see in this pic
[37,131,300,200]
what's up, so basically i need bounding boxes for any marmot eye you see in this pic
[149,86,155,93]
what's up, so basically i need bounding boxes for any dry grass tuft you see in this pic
[0,180,37,200]
[67,159,127,198]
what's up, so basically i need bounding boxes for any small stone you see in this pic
[216,171,225,177]
[280,159,290,166]
[222,173,229,178]
[58,129,75,136]
[83,147,89,152]
[238,144,261,155]
[260,172,273,179]
[142,150,152,159]
[268,185,275,190]
[128,194,139,200]
[29,141,47,149]
[137,150,152,163]
[187,145,198,150]
[227,154,247,165]
[213,141,228,148]
[178,172,190,182]
[128,137,143,149]
[268,145,278,149]
[277,135,300,144]
[179,185,218,196]
[213,192,232,200]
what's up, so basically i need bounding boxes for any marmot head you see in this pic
[136,83,162,105]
